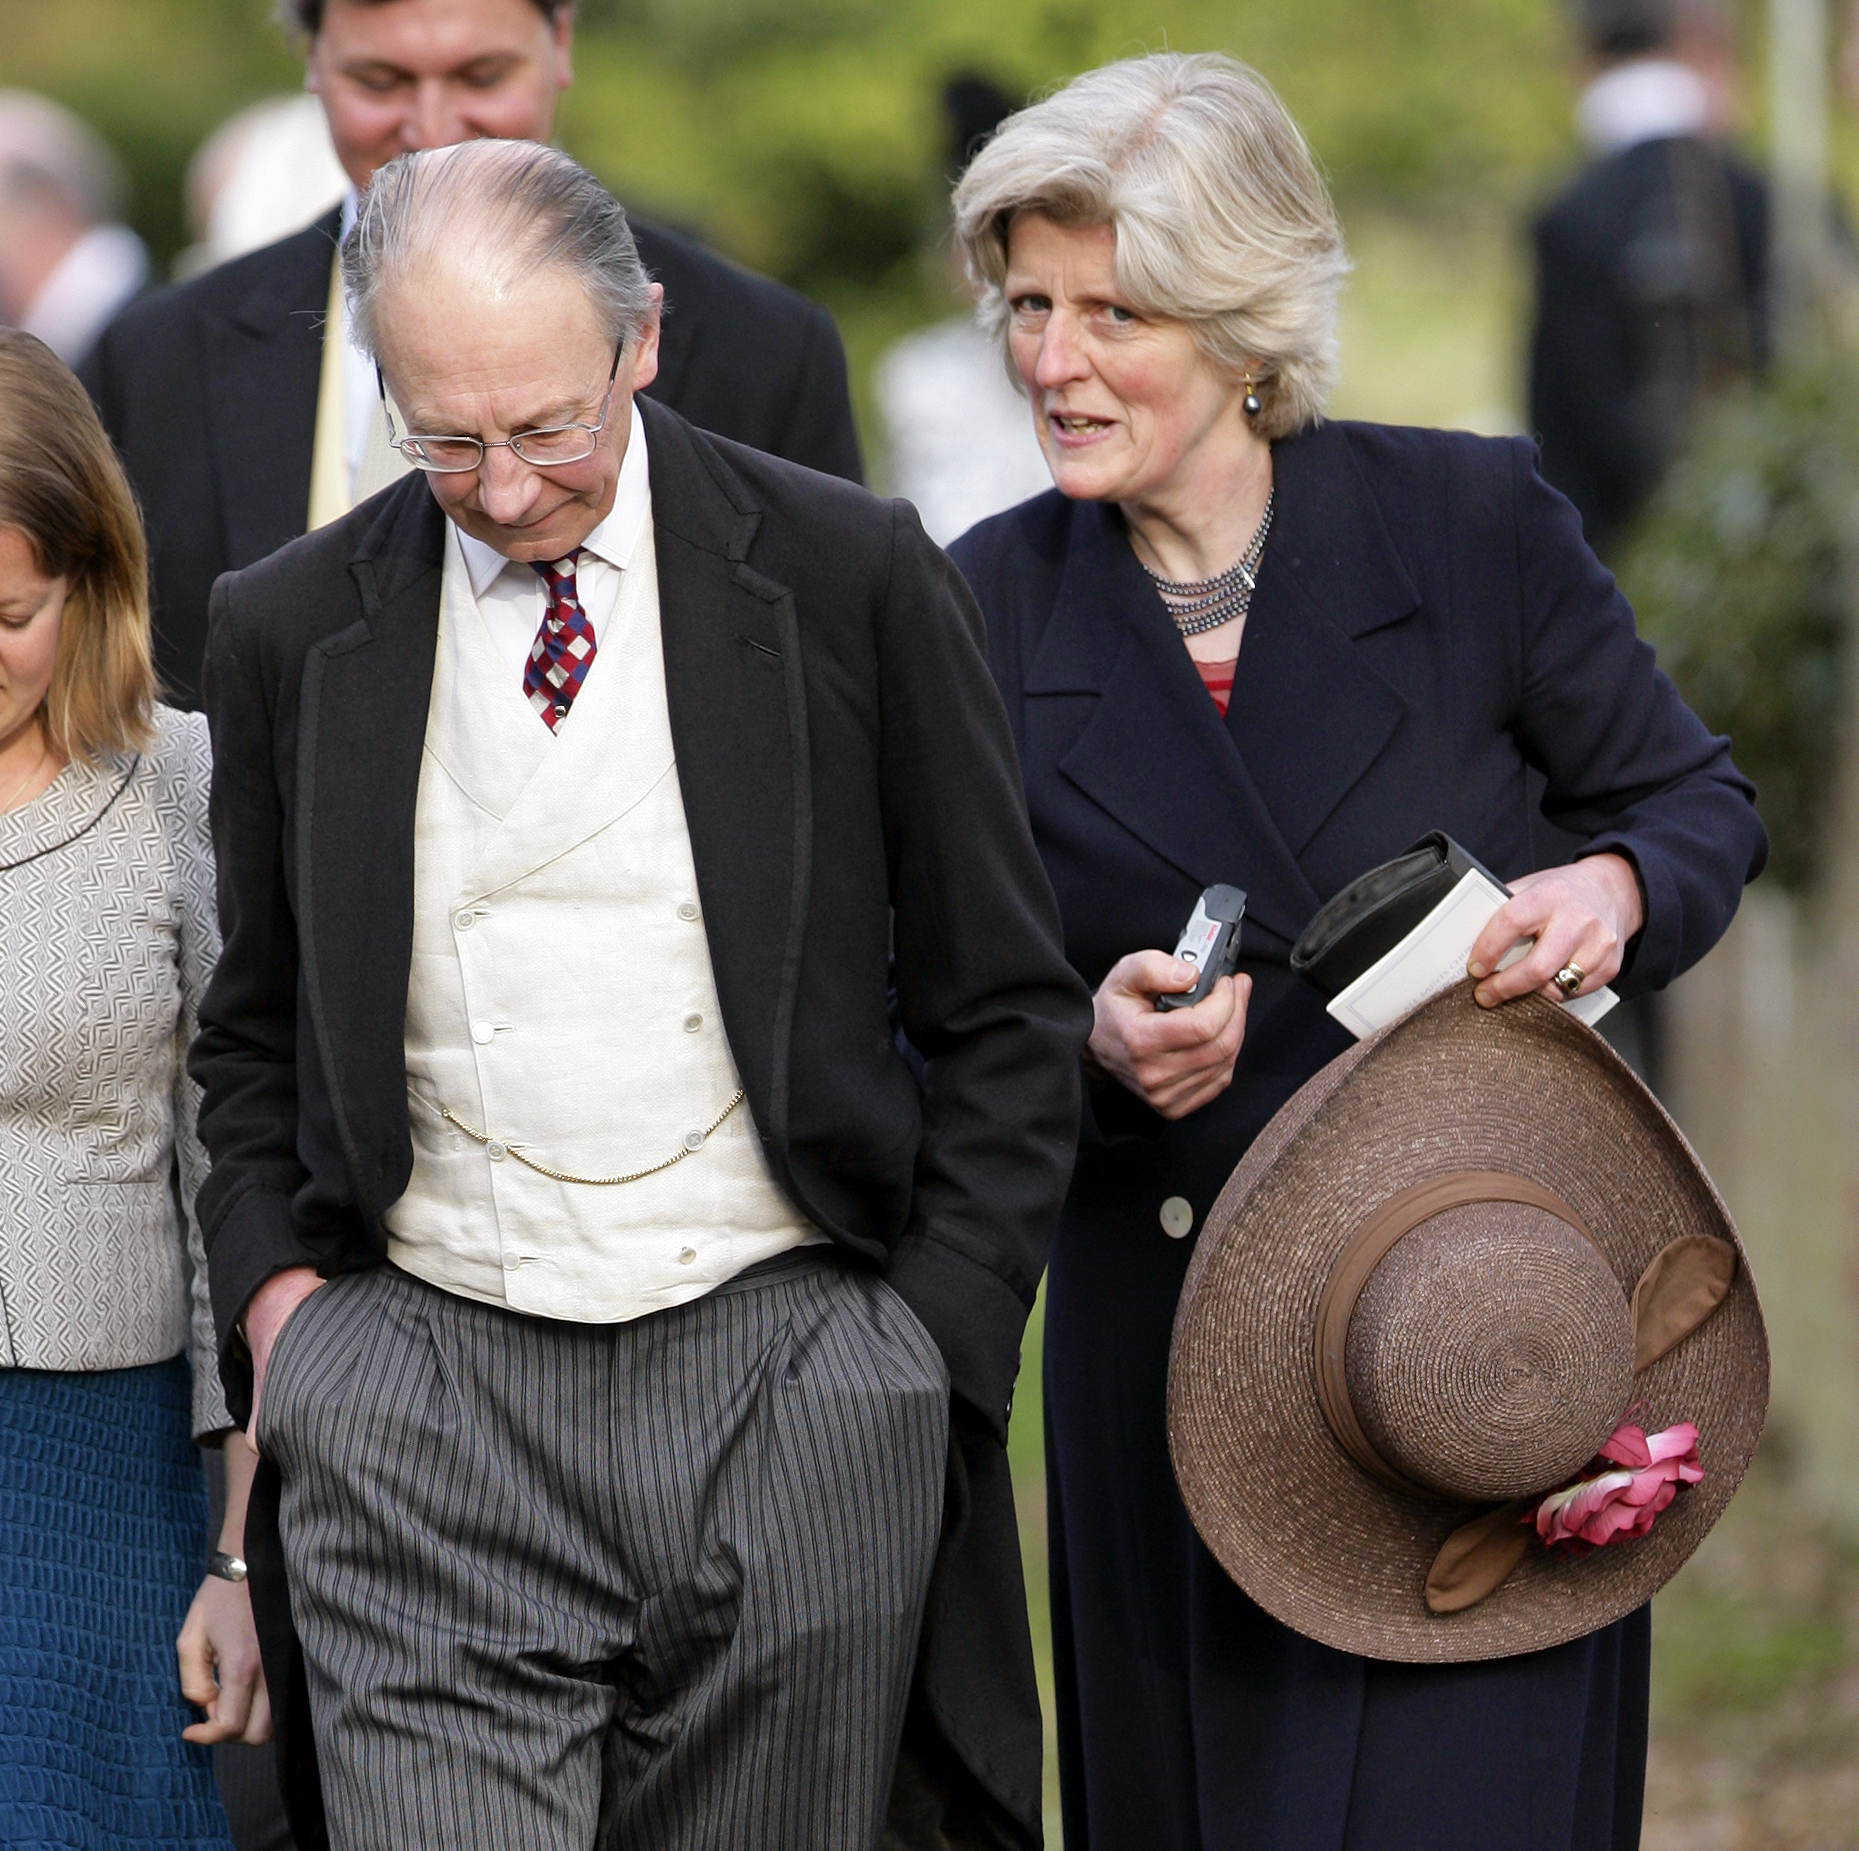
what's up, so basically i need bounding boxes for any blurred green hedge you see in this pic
[1617,366,1859,893]
[4,0,1577,286]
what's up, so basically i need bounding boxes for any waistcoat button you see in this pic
[678,1246,697,1265]
[471,1021,494,1045]
[455,910,475,932]
[486,1140,508,1162]
[683,1013,703,1033]
[677,900,700,922]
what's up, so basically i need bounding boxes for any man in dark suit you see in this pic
[191,139,1089,1851]
[83,0,863,712]
[1529,0,1767,559]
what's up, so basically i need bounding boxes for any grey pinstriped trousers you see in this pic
[256,1254,949,1850]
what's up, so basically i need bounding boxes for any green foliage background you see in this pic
[3,0,1577,283]
[1618,367,1859,894]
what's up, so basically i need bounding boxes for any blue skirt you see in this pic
[0,1357,234,1851]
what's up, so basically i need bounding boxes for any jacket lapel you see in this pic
[201,210,339,571]
[1227,423,1416,860]
[1027,429,1420,950]
[1029,500,1320,948]
[296,474,445,1216]
[639,399,807,1146]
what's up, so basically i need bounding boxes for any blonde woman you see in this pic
[0,330,264,1848]
[949,53,1766,1851]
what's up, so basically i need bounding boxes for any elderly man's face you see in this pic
[376,262,662,563]
[307,0,573,190]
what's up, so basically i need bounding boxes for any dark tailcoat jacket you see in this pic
[83,208,864,712]
[1530,136,1769,557]
[949,421,1767,1851]
[189,398,1091,1849]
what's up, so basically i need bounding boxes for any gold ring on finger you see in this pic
[1553,961,1586,1000]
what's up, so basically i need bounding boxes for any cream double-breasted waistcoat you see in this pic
[383,515,821,1322]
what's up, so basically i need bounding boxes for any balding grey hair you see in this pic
[0,91,126,225]
[341,140,655,360]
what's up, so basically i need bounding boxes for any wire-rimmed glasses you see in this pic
[380,342,625,473]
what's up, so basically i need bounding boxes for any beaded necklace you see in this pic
[1142,489,1275,638]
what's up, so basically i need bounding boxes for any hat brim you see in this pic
[1167,985,1769,1663]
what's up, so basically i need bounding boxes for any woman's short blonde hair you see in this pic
[952,52,1348,441]
[0,330,155,762]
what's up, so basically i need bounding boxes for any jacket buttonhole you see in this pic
[737,633,782,660]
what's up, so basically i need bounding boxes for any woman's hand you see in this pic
[1465,852,1645,1008]
[1087,950,1251,1119]
[178,1429,271,1746]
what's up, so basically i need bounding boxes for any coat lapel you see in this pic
[1028,500,1320,948]
[1027,428,1419,950]
[639,398,807,1146]
[296,474,445,1215]
[1227,423,1417,860]
[201,211,339,572]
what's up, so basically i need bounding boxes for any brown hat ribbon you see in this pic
[1422,1232,1734,1614]
[1309,1172,1736,1616]
[1313,1172,1600,1497]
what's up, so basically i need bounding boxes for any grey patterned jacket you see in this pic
[0,705,230,1438]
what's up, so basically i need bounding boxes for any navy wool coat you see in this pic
[949,419,1766,1851]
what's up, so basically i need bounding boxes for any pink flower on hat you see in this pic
[1533,1422,1702,1555]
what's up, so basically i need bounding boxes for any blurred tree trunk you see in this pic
[1770,0,1832,356]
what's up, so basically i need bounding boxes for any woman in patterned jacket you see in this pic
[0,329,265,1849]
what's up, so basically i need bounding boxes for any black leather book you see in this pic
[1290,832,1508,998]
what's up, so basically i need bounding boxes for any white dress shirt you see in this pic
[19,223,148,367]
[1576,59,1714,157]
[452,402,653,679]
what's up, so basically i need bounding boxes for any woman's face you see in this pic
[1003,212,1254,508]
[0,525,68,753]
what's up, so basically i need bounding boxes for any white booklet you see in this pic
[1325,868,1619,1041]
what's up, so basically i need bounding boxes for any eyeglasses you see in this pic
[380,342,625,473]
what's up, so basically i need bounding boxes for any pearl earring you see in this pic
[1242,373,1263,418]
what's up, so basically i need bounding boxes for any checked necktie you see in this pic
[525,550,596,732]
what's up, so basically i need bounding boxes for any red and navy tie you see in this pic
[525,550,595,731]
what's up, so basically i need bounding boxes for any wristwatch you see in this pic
[207,1550,248,1583]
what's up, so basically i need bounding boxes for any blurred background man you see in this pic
[0,90,147,370]
[1529,0,1768,559]
[83,0,863,712]
[173,94,348,279]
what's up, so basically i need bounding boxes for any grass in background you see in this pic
[1007,1284,1062,1842]
[1644,1442,1859,1849]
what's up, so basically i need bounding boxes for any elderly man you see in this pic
[192,139,1089,1851]
[0,91,147,369]
[83,0,863,712]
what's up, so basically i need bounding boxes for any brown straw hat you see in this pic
[1168,984,1768,1662]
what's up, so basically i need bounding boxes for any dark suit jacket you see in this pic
[83,208,863,712]
[190,396,1089,1848]
[950,421,1766,1847]
[1530,136,1768,557]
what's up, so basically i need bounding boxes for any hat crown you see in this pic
[1343,1202,1635,1502]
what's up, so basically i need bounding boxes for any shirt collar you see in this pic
[453,407,652,597]
[1576,59,1714,155]
[20,224,149,365]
